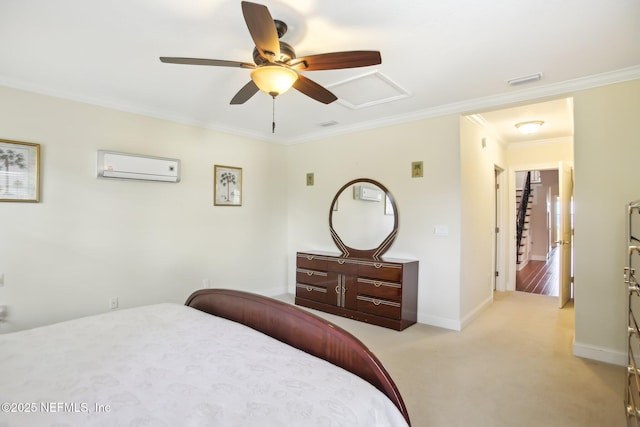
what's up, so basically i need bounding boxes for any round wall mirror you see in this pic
[329,178,398,259]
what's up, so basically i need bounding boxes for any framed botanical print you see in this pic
[411,161,424,178]
[214,165,242,206]
[0,139,40,202]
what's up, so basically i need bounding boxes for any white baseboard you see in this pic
[460,295,493,330]
[417,312,461,331]
[417,295,493,332]
[572,341,627,366]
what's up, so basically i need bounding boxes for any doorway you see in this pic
[470,97,575,308]
[511,165,574,307]
[493,166,505,292]
[514,169,560,296]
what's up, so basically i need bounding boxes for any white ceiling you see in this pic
[472,97,575,144]
[1,0,639,144]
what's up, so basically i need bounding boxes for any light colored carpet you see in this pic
[279,291,626,427]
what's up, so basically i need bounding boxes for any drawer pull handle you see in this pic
[373,299,381,306]
[335,285,341,294]
[306,286,313,292]
[374,263,383,268]
[306,271,313,276]
[306,255,314,260]
[337,259,345,264]
[374,282,382,287]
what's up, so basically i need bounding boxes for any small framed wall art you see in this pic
[0,139,40,202]
[214,165,242,206]
[411,161,424,178]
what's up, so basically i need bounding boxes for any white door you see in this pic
[558,162,573,308]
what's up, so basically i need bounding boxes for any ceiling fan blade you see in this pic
[241,1,280,62]
[289,51,381,71]
[293,75,338,104]
[160,57,255,69]
[230,80,260,105]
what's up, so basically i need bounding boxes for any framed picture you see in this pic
[411,161,424,178]
[214,165,242,206]
[0,139,40,202]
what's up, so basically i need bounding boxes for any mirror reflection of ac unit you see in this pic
[353,185,382,202]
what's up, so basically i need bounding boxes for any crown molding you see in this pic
[285,65,640,145]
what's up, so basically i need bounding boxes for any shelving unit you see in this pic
[625,200,640,425]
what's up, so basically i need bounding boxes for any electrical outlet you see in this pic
[109,297,119,310]
[202,279,211,288]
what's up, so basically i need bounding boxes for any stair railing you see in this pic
[516,171,532,263]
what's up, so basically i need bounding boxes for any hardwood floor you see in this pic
[516,247,559,296]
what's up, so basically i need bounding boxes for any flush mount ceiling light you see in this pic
[515,120,544,134]
[250,65,298,97]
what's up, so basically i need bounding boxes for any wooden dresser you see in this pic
[295,250,418,330]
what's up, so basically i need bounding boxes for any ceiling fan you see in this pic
[160,1,382,106]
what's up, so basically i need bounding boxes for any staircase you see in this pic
[516,172,533,268]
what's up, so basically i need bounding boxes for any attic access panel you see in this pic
[327,71,410,110]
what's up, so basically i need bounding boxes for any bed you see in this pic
[0,289,410,426]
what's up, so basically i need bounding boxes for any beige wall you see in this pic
[0,86,289,332]
[459,117,507,323]
[573,79,640,363]
[508,137,574,168]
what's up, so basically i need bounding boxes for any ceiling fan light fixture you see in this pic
[515,120,544,134]
[250,65,298,97]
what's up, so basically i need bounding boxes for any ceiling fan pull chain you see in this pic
[272,95,276,133]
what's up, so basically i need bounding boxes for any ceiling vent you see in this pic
[318,120,339,127]
[327,71,410,110]
[507,72,543,86]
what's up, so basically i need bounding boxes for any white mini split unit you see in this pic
[353,185,382,202]
[97,150,180,183]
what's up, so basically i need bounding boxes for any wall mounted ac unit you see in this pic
[353,185,382,202]
[97,150,180,183]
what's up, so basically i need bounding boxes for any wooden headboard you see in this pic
[185,289,411,426]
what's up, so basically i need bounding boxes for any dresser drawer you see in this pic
[356,295,401,320]
[326,258,358,275]
[357,278,402,301]
[296,284,332,304]
[297,253,328,271]
[358,262,403,282]
[296,268,331,287]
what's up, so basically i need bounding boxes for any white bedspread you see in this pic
[0,303,408,427]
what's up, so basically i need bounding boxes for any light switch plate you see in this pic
[434,225,449,236]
